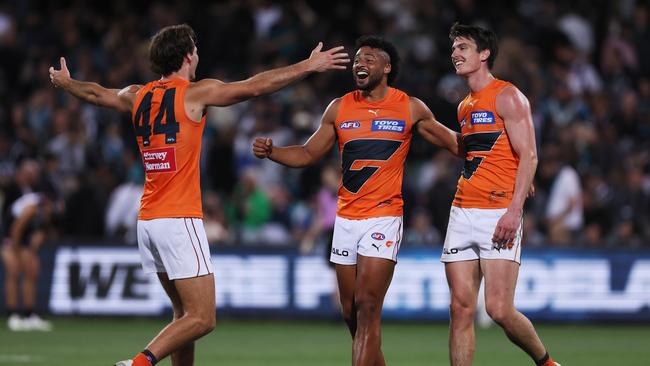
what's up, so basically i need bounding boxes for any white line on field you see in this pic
[0,354,43,363]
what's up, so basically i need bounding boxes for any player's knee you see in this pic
[3,263,21,279]
[190,313,215,336]
[354,293,381,318]
[23,264,39,280]
[23,270,38,282]
[2,257,20,276]
[4,272,18,283]
[449,299,476,322]
[172,307,185,321]
[485,302,512,325]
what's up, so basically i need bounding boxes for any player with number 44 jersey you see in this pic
[50,23,349,366]
[253,36,461,366]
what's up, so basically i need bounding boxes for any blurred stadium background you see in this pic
[1,0,649,365]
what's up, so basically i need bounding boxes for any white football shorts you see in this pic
[441,206,523,264]
[137,218,214,279]
[330,215,403,265]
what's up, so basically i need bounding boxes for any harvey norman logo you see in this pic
[372,119,405,133]
[142,147,176,173]
[470,111,495,125]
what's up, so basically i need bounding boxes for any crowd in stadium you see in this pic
[0,0,648,251]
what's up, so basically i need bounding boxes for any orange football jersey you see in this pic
[131,77,205,220]
[453,79,519,208]
[335,87,413,219]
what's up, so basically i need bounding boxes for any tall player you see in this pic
[443,23,560,366]
[252,36,460,366]
[49,24,349,366]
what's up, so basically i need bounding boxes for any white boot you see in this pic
[22,314,52,331]
[7,313,25,331]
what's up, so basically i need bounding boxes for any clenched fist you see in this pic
[252,137,273,159]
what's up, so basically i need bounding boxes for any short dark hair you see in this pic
[449,22,499,69]
[355,35,400,86]
[149,24,197,76]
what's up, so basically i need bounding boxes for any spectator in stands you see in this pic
[542,148,584,245]
[299,161,339,255]
[230,167,272,245]
[105,149,144,245]
[403,207,441,247]
[0,0,648,249]
[202,190,231,245]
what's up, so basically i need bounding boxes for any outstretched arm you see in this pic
[252,99,340,168]
[492,86,538,245]
[188,43,349,107]
[49,57,140,114]
[411,97,463,157]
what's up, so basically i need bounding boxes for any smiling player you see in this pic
[442,23,560,366]
[253,35,461,366]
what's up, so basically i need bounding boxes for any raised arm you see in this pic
[49,57,140,114]
[187,43,349,107]
[492,86,538,245]
[411,97,463,157]
[252,99,340,168]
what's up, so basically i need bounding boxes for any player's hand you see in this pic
[306,42,350,72]
[49,57,71,88]
[252,137,273,159]
[492,209,521,248]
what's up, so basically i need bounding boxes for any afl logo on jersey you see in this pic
[340,121,361,130]
[372,119,405,133]
[471,111,495,125]
[371,232,386,240]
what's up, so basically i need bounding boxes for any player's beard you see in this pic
[356,72,383,91]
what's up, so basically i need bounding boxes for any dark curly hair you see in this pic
[449,22,499,69]
[355,35,400,86]
[149,24,197,76]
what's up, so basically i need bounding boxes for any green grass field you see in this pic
[0,318,648,365]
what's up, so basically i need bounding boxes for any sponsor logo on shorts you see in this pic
[386,241,394,248]
[443,248,459,255]
[371,119,405,133]
[371,232,386,240]
[340,121,361,130]
[470,111,495,125]
[493,241,514,252]
[331,248,349,257]
[142,147,177,173]
[371,243,381,252]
